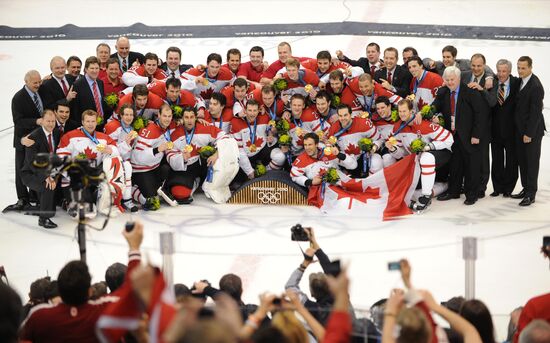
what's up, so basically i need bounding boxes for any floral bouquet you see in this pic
[420,105,437,120]
[132,117,148,131]
[321,167,340,185]
[331,94,341,107]
[391,109,399,122]
[358,137,373,152]
[410,136,426,153]
[171,105,183,119]
[199,145,216,159]
[104,93,119,108]
[273,78,288,92]
[255,163,267,177]
[275,119,290,135]
[278,134,291,146]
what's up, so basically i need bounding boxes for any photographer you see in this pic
[20,109,60,228]
[284,226,338,325]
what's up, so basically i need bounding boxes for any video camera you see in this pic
[33,152,104,191]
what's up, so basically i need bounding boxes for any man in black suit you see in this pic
[21,110,59,229]
[461,54,497,198]
[110,36,145,73]
[39,56,77,110]
[511,56,546,206]
[67,56,82,80]
[374,47,412,98]
[70,56,111,127]
[336,42,383,76]
[490,59,520,198]
[432,66,487,205]
[3,70,44,213]
[160,46,193,78]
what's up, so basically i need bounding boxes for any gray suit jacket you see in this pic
[423,58,495,78]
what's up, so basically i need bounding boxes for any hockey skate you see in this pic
[410,195,432,213]
[157,183,178,207]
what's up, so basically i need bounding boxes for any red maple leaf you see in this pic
[296,137,304,147]
[344,143,361,155]
[83,146,97,160]
[246,136,264,148]
[340,178,363,192]
[200,87,215,100]
[417,97,427,110]
[334,185,381,204]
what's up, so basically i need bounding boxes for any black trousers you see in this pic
[21,171,55,219]
[479,140,490,193]
[234,145,273,183]
[490,137,518,194]
[15,148,29,201]
[132,163,171,198]
[166,161,207,190]
[515,133,542,198]
[448,135,481,200]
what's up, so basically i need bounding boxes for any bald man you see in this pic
[4,70,44,213]
[110,36,145,73]
[39,56,77,110]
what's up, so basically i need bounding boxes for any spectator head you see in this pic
[370,298,388,332]
[57,260,91,306]
[90,281,108,300]
[396,307,432,343]
[179,318,236,343]
[174,283,191,304]
[253,326,289,343]
[308,272,331,301]
[219,273,243,303]
[105,262,127,293]
[44,280,61,304]
[519,319,550,343]
[459,299,495,343]
[271,310,308,343]
[29,276,52,305]
[0,282,22,343]
[441,296,465,313]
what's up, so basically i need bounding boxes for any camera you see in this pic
[326,260,341,277]
[33,152,103,190]
[290,224,309,242]
[125,222,135,232]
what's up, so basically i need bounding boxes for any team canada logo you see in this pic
[344,143,361,155]
[82,146,97,160]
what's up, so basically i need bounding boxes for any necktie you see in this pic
[47,133,53,153]
[450,90,456,132]
[498,83,505,106]
[370,65,376,77]
[387,71,393,84]
[60,78,69,95]
[171,71,175,78]
[473,76,479,84]
[33,93,42,113]
[92,81,104,117]
[122,58,127,72]
[59,124,64,136]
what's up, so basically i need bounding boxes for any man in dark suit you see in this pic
[374,47,412,98]
[461,53,497,198]
[39,56,77,110]
[70,56,111,127]
[511,56,546,206]
[21,110,59,228]
[490,59,520,198]
[432,66,487,205]
[336,42,383,76]
[110,36,145,73]
[160,46,193,79]
[3,70,44,213]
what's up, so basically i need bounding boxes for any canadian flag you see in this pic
[96,268,176,343]
[308,154,421,220]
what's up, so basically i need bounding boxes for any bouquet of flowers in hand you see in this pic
[104,93,119,108]
[96,116,104,125]
[171,105,183,119]
[410,135,426,153]
[391,109,399,122]
[198,145,216,159]
[132,117,148,131]
[331,94,341,107]
[420,105,437,120]
[358,137,373,152]
[278,134,291,146]
[321,167,340,185]
[276,119,290,135]
[255,163,267,177]
[273,78,288,92]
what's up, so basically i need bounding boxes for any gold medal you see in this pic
[129,131,138,139]
[361,111,369,119]
[295,127,303,136]
[96,143,105,151]
[268,120,276,127]
[249,144,257,152]
[183,144,193,153]
[166,141,174,150]
[316,130,324,138]
[202,78,209,86]
[323,147,332,155]
[328,136,337,145]
[388,136,398,146]
[406,93,416,101]
[304,84,313,93]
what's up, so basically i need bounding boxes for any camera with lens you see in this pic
[290,224,309,242]
[33,152,103,191]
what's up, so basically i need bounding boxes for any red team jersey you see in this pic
[115,92,165,121]
[130,121,176,173]
[181,67,234,100]
[237,61,264,82]
[389,120,453,159]
[409,70,444,110]
[203,108,234,134]
[327,117,382,158]
[104,119,136,161]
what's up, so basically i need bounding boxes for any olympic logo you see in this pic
[257,190,282,204]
